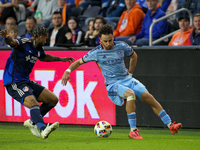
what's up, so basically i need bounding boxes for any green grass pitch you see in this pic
[0,122,200,150]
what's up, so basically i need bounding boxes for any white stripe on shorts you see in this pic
[11,83,25,97]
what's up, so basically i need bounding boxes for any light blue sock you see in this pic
[158,110,171,126]
[127,112,136,131]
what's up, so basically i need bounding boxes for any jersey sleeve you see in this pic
[13,38,31,52]
[122,41,134,57]
[82,48,98,63]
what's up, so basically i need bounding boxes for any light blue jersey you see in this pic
[83,41,134,85]
[83,41,148,106]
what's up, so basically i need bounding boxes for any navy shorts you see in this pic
[6,81,45,104]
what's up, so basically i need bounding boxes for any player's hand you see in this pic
[61,71,71,86]
[0,29,9,38]
[61,57,75,64]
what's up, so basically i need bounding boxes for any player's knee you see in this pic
[124,89,135,99]
[52,96,58,105]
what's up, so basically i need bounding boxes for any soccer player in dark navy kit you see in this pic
[0,26,75,139]
[61,24,182,139]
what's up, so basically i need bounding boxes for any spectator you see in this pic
[0,1,17,25]
[127,0,168,46]
[0,0,26,24]
[0,17,16,46]
[6,26,19,47]
[29,0,59,27]
[46,12,68,47]
[176,0,200,19]
[7,25,19,39]
[137,0,172,13]
[65,16,85,45]
[57,0,73,26]
[84,19,94,43]
[187,13,200,45]
[113,0,144,41]
[24,16,37,38]
[100,0,126,24]
[84,16,106,47]
[77,0,100,10]
[168,16,193,46]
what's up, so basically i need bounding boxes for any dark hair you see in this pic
[26,16,36,24]
[68,16,79,30]
[87,19,95,30]
[32,26,48,38]
[94,16,107,25]
[99,24,113,37]
[52,11,62,17]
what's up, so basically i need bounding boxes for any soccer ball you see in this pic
[94,121,112,137]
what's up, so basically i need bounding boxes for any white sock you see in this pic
[131,127,137,131]
[167,122,172,128]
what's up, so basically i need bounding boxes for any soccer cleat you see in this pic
[170,122,182,134]
[129,128,143,139]
[23,119,41,138]
[41,122,59,139]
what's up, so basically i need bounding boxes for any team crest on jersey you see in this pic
[23,86,29,92]
[117,50,123,57]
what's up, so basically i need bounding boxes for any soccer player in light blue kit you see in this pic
[61,24,182,139]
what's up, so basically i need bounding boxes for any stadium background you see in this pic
[0,46,199,128]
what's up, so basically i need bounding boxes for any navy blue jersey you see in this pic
[3,38,46,86]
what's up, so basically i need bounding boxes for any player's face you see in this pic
[100,34,114,50]
[178,19,190,32]
[193,16,200,31]
[146,0,158,12]
[26,19,36,32]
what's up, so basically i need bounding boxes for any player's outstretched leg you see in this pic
[41,122,59,139]
[23,119,41,137]
[141,92,182,134]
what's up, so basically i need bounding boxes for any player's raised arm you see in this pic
[128,51,138,76]
[61,58,84,86]
[39,53,75,63]
[0,29,17,47]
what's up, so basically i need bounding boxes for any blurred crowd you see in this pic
[0,0,200,47]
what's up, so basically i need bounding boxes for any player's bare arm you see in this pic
[128,51,138,75]
[0,29,17,47]
[61,58,84,86]
[39,54,75,63]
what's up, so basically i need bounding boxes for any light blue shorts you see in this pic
[106,77,148,106]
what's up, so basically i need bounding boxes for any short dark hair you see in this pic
[26,16,36,24]
[52,11,62,18]
[32,26,48,38]
[99,24,113,37]
[94,16,107,25]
